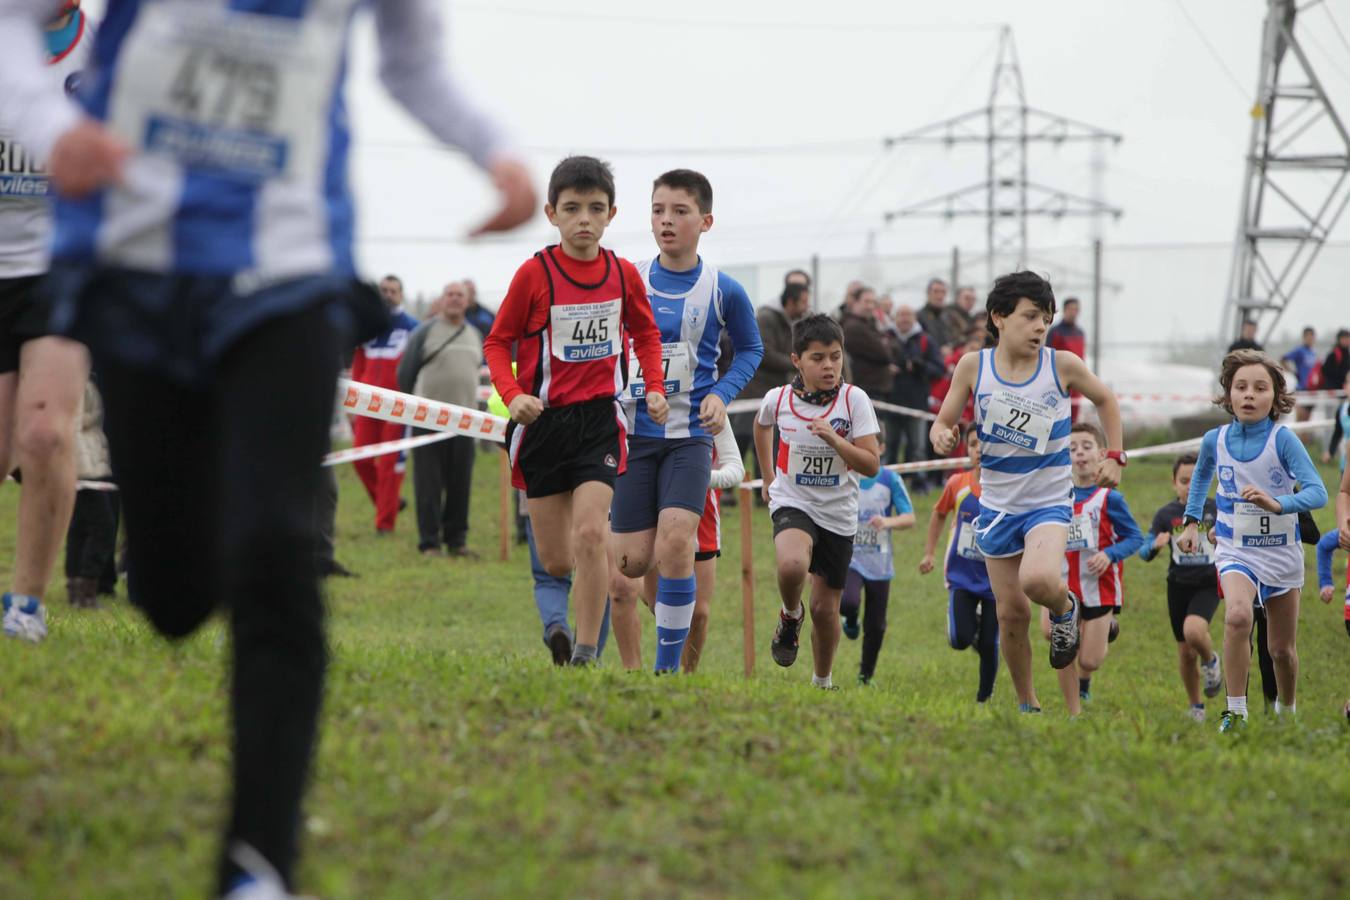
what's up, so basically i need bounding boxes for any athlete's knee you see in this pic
[776,557,809,585]
[654,528,695,567]
[1177,642,1198,665]
[1019,572,1060,605]
[130,572,215,639]
[808,592,838,621]
[572,518,607,554]
[540,551,574,578]
[1267,638,1297,666]
[1224,604,1254,632]
[949,627,972,651]
[998,602,1031,631]
[15,410,74,466]
[690,604,710,633]
[1182,618,1210,647]
[1078,648,1105,673]
[616,551,650,579]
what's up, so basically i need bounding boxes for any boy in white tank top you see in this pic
[930,272,1125,714]
[754,314,881,690]
[1177,349,1327,732]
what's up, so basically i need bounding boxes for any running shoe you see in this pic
[771,610,803,667]
[223,842,295,900]
[1047,592,1081,670]
[545,623,573,667]
[842,615,860,641]
[1188,705,1206,723]
[1218,710,1246,734]
[1018,703,1042,714]
[857,673,872,687]
[1201,654,1224,698]
[2,593,46,643]
[1108,617,1120,643]
[1079,689,1092,704]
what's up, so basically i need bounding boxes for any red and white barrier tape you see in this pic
[321,429,458,467]
[1078,389,1345,406]
[339,378,507,443]
[724,396,938,421]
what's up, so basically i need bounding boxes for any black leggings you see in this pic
[98,304,340,894]
[1251,605,1278,705]
[840,569,891,679]
[948,589,999,702]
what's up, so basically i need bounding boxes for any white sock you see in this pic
[1227,695,1248,718]
[782,603,804,620]
[1274,699,1295,716]
[812,673,833,689]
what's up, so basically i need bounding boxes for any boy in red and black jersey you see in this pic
[484,155,667,666]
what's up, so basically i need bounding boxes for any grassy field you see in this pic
[2,449,1348,898]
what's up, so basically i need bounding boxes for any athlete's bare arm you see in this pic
[930,352,978,455]
[1056,351,1124,487]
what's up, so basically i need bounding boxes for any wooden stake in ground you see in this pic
[740,484,755,678]
[498,449,511,562]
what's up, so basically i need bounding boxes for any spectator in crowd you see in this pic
[1282,327,1321,422]
[64,380,117,609]
[398,280,483,558]
[972,310,991,345]
[889,304,945,476]
[1322,328,1350,399]
[1048,296,1087,421]
[841,284,897,401]
[351,275,419,534]
[731,278,812,500]
[941,285,978,346]
[929,330,984,429]
[876,292,895,323]
[1227,319,1264,353]
[462,278,495,342]
[916,277,954,352]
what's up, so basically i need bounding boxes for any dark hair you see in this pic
[792,313,844,355]
[784,269,812,287]
[985,271,1056,342]
[1215,349,1295,420]
[781,282,809,309]
[1070,420,1106,448]
[381,274,402,288]
[1302,326,1315,335]
[1063,297,1081,309]
[652,169,712,214]
[926,277,947,293]
[548,155,615,208]
[1172,451,1198,478]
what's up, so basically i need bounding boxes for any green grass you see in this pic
[2,450,1349,898]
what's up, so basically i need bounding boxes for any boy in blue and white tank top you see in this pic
[930,272,1126,714]
[0,1,535,894]
[839,442,915,686]
[610,169,763,674]
[1178,349,1327,732]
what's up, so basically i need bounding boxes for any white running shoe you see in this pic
[1188,705,1206,723]
[1201,654,1223,698]
[2,594,47,643]
[223,842,299,900]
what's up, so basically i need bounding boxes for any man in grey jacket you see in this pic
[397,281,484,557]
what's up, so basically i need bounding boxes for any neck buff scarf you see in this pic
[791,373,840,407]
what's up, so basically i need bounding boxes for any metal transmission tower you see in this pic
[882,27,1121,282]
[1220,0,1350,345]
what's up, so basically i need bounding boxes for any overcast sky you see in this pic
[78,0,1350,346]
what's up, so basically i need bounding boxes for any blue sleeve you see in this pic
[888,470,913,515]
[710,274,764,405]
[1274,428,1328,514]
[1104,491,1145,563]
[1317,530,1339,588]
[1184,430,1220,521]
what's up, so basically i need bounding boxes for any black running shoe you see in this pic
[771,610,803,667]
[1048,592,1081,670]
[545,623,573,667]
[1108,616,1120,643]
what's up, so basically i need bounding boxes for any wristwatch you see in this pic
[1181,515,1199,528]
[1106,450,1128,467]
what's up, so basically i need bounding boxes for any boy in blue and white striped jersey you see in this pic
[930,272,1125,714]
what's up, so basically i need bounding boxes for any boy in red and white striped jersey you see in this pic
[1040,421,1145,715]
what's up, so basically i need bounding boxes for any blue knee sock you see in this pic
[653,575,697,673]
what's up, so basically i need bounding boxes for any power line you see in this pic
[356,138,880,158]
[1324,4,1350,58]
[453,3,1003,34]
[1169,0,1252,100]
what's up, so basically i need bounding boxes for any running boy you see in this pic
[1038,421,1143,715]
[841,440,915,685]
[930,271,1125,713]
[1177,349,1327,731]
[756,314,881,690]
[485,156,668,667]
[611,169,762,673]
[1315,527,1348,639]
[919,427,999,703]
[1139,452,1224,721]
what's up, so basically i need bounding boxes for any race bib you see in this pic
[984,390,1055,454]
[1232,502,1296,548]
[105,2,343,182]
[0,136,48,197]
[551,300,621,362]
[787,442,843,487]
[954,524,983,561]
[1066,513,1098,552]
[855,524,882,552]
[629,342,691,398]
[1171,527,1216,566]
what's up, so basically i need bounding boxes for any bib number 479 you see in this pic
[170,54,279,131]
